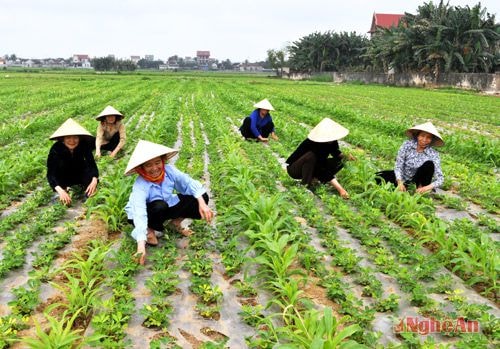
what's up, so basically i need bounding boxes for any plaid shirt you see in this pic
[394,139,444,188]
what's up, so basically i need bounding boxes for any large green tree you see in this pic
[287,31,368,72]
[366,1,499,76]
[267,49,287,76]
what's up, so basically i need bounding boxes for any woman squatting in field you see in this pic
[124,140,213,265]
[239,98,279,142]
[95,105,126,158]
[376,122,444,194]
[286,118,353,199]
[46,118,99,205]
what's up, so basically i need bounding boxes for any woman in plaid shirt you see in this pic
[376,122,444,194]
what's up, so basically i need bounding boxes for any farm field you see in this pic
[0,71,498,348]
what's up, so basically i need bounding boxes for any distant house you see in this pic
[0,58,5,66]
[159,62,179,71]
[72,54,91,68]
[238,63,264,72]
[368,13,404,36]
[130,56,141,64]
[145,55,154,61]
[196,51,210,65]
[43,58,67,68]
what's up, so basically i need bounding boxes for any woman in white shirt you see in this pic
[95,105,126,158]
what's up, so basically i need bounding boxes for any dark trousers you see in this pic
[58,173,95,193]
[100,132,120,152]
[239,117,274,139]
[287,151,343,186]
[376,161,435,188]
[144,193,209,232]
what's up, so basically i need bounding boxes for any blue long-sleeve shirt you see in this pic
[248,109,274,138]
[125,164,206,241]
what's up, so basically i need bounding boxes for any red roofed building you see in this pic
[196,51,210,65]
[369,13,404,35]
[72,54,91,68]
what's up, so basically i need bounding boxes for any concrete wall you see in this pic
[330,72,499,94]
[287,71,499,93]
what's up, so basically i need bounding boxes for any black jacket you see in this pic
[46,141,98,190]
[286,139,341,165]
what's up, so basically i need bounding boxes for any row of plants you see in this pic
[263,102,499,301]
[1,73,497,347]
[213,85,498,346]
[219,79,498,212]
[196,89,368,347]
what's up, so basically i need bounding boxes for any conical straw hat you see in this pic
[125,140,179,175]
[96,105,124,120]
[49,118,93,140]
[406,122,444,147]
[253,99,274,111]
[307,118,349,143]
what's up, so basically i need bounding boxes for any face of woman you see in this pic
[417,131,433,149]
[142,157,163,177]
[259,109,269,117]
[105,115,116,123]
[63,135,80,151]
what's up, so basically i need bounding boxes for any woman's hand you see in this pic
[347,153,356,161]
[135,240,146,265]
[198,198,214,223]
[258,136,268,142]
[85,177,98,197]
[110,149,118,158]
[330,178,350,199]
[416,184,433,194]
[397,181,407,192]
[270,133,279,141]
[55,186,71,205]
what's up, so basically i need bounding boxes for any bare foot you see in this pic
[169,219,193,237]
[146,228,158,245]
[179,227,193,237]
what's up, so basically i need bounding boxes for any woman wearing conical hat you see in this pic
[286,118,353,199]
[124,140,213,265]
[376,122,444,194]
[239,98,279,142]
[47,118,99,205]
[95,105,126,158]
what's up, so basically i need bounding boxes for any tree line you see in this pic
[269,1,499,76]
[92,57,137,72]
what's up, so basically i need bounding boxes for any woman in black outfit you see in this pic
[286,118,352,198]
[47,118,99,205]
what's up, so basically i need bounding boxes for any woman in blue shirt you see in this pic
[125,140,213,265]
[376,122,444,194]
[239,99,279,142]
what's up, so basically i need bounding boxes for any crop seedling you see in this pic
[239,304,265,327]
[375,294,400,312]
[195,303,221,320]
[141,301,173,329]
[19,309,103,348]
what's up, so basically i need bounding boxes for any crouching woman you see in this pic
[47,118,99,205]
[376,122,444,194]
[124,140,213,265]
[286,118,352,199]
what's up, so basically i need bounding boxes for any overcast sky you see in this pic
[2,0,498,62]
